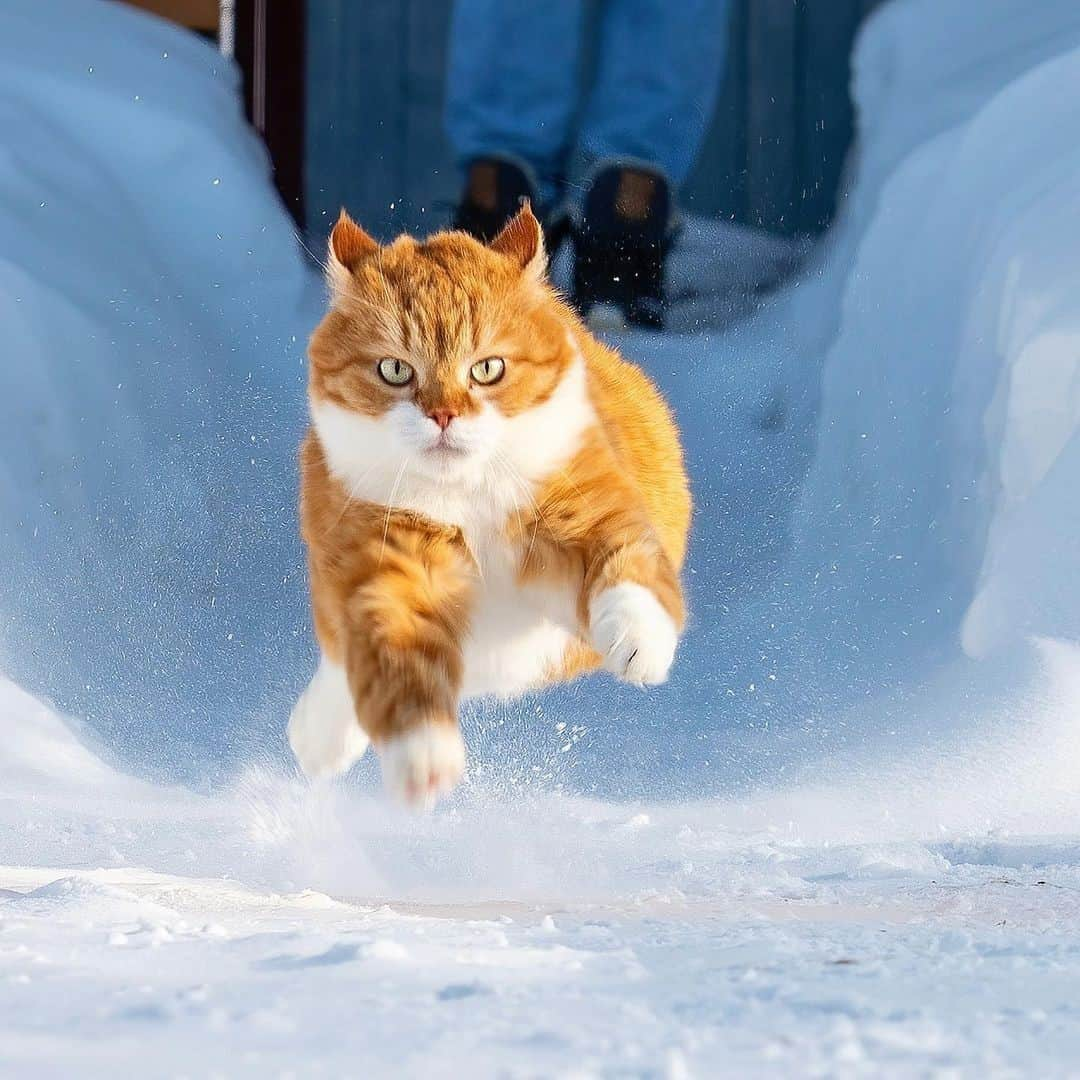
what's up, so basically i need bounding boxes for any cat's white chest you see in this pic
[459,526,578,700]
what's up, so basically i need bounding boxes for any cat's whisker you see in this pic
[496,464,544,544]
[495,450,549,530]
[325,493,356,537]
[491,456,526,523]
[492,450,546,569]
[493,457,529,559]
[347,464,380,497]
[322,461,388,538]
[466,540,486,582]
[554,461,588,503]
[379,459,410,564]
[294,229,330,275]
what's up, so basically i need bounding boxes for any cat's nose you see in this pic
[428,408,457,431]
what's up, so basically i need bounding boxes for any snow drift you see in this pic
[793,0,1080,664]
[0,0,319,775]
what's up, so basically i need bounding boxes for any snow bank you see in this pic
[793,1,1080,661]
[0,0,320,774]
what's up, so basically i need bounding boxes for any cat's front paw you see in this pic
[378,721,465,809]
[589,583,678,687]
[288,660,370,779]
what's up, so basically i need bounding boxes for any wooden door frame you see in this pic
[233,0,307,228]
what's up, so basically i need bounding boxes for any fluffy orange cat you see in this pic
[288,204,690,806]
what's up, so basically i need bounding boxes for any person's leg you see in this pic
[570,0,729,328]
[578,0,730,188]
[445,0,586,208]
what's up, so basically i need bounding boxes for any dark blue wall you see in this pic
[305,0,882,243]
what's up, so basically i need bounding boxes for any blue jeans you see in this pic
[446,0,730,204]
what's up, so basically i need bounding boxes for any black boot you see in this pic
[453,156,540,242]
[453,155,569,256]
[572,162,673,330]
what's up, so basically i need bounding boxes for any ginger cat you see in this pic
[288,205,690,806]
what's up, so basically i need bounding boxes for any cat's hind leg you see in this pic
[287,657,370,779]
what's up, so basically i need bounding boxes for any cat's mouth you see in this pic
[424,431,470,455]
[423,437,470,460]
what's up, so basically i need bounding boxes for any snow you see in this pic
[2,0,1080,1074]
[6,663,1080,1075]
[0,0,318,776]
[794,0,1080,660]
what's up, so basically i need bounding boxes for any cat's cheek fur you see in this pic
[378,722,466,809]
[497,349,595,478]
[310,399,405,500]
[589,582,679,687]
[288,657,371,779]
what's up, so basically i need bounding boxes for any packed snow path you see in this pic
[5,678,1080,1077]
[6,864,1080,1077]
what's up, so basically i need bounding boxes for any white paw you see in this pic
[378,723,465,809]
[589,582,678,687]
[287,659,370,779]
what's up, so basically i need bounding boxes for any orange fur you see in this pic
[294,205,691,803]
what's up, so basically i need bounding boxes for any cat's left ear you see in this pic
[490,202,546,281]
[327,209,378,298]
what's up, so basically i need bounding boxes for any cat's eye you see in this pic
[470,357,506,386]
[377,358,414,386]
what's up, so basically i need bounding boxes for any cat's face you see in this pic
[308,207,591,495]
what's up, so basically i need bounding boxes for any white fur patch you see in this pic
[378,723,466,809]
[496,351,596,495]
[287,658,370,779]
[310,354,597,699]
[589,583,678,687]
[461,559,577,698]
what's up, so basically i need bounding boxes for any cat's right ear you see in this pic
[327,209,378,297]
